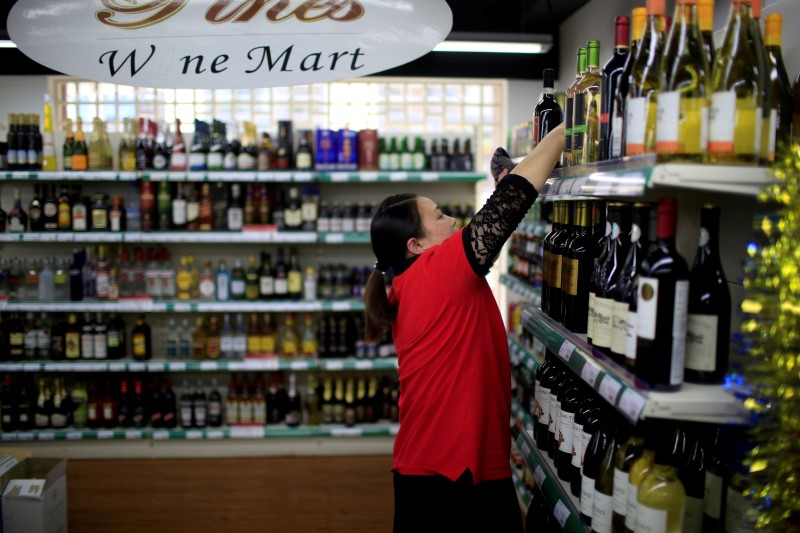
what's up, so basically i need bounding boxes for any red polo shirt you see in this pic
[389,227,511,483]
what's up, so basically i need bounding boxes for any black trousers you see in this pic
[393,470,524,532]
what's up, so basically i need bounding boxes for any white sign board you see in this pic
[9,0,453,89]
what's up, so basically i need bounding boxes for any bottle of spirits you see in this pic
[215,259,231,302]
[131,315,152,360]
[29,184,43,231]
[288,249,303,300]
[109,195,127,232]
[227,183,244,231]
[157,181,172,230]
[7,188,28,233]
[71,117,88,171]
[170,118,187,171]
[208,378,223,427]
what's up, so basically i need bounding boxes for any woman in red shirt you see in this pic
[364,125,564,531]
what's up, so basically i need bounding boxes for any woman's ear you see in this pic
[406,237,426,256]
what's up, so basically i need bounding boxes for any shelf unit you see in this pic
[499,274,541,306]
[0,299,364,313]
[0,231,376,244]
[539,154,774,198]
[0,357,398,373]
[507,333,540,374]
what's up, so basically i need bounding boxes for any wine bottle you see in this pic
[533,351,552,444]
[7,188,28,233]
[601,16,630,161]
[686,206,731,384]
[558,378,581,481]
[703,426,726,531]
[573,40,602,165]
[680,423,706,533]
[547,364,567,459]
[571,395,600,497]
[541,202,564,315]
[612,421,647,532]
[698,0,715,66]
[592,203,631,360]
[581,408,613,526]
[635,422,687,533]
[564,48,588,166]
[588,206,611,344]
[549,367,570,461]
[764,13,793,162]
[614,203,651,369]
[656,0,711,162]
[536,355,559,451]
[29,184,43,232]
[548,203,573,323]
[72,117,88,171]
[533,68,563,149]
[614,8,648,159]
[626,0,666,155]
[562,201,596,333]
[593,415,624,533]
[625,426,656,533]
[708,0,762,164]
[636,198,689,391]
[747,0,771,165]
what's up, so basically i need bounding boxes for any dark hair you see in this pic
[364,193,422,343]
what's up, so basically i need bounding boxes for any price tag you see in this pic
[230,426,264,439]
[108,363,127,372]
[0,299,6,311]
[186,431,203,440]
[66,432,83,441]
[43,364,61,372]
[355,360,373,370]
[290,361,309,370]
[125,431,142,440]
[421,172,438,182]
[325,361,344,371]
[37,432,55,441]
[325,233,345,244]
[97,431,114,440]
[331,172,349,182]
[207,430,224,440]
[257,172,275,182]
[200,362,218,371]
[128,363,146,372]
[534,465,546,488]
[331,427,362,437]
[332,301,351,311]
[360,172,378,182]
[0,434,16,442]
[170,362,187,372]
[599,375,623,404]
[553,500,571,527]
[618,389,647,421]
[389,425,400,436]
[558,340,576,362]
[389,172,407,181]
[152,431,169,441]
[148,363,165,372]
[520,441,531,460]
[293,172,313,182]
[263,359,280,371]
[0,364,15,372]
[594,181,613,196]
[580,363,602,386]
[121,299,153,311]
[16,433,34,441]
[22,363,40,372]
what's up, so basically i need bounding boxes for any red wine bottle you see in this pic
[562,201,596,333]
[685,205,730,384]
[557,378,582,482]
[534,68,564,148]
[541,202,563,316]
[549,203,574,323]
[601,16,631,161]
[635,197,689,391]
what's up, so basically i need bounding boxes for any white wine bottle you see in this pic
[656,0,710,162]
[747,0,771,165]
[564,48,588,166]
[636,422,687,533]
[708,0,762,164]
[573,40,602,165]
[764,13,793,162]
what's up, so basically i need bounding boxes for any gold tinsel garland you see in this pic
[739,142,800,530]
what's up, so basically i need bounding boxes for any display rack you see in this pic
[499,274,541,306]
[507,333,540,374]
[0,231,351,244]
[0,299,364,313]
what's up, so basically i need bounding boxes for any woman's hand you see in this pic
[490,147,517,185]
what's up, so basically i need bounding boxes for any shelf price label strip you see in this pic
[515,430,587,533]
[521,305,647,424]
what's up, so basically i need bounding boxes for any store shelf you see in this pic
[511,398,535,431]
[517,220,550,238]
[0,299,365,313]
[0,422,400,442]
[508,334,540,374]
[0,357,398,373]
[514,428,588,533]
[520,305,749,425]
[510,461,533,509]
[317,232,371,244]
[2,170,485,183]
[0,231,318,244]
[499,274,541,305]
[540,155,774,198]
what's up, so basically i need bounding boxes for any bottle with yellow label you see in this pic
[71,117,88,171]
[42,95,57,171]
[281,313,299,357]
[176,256,193,300]
[131,315,152,361]
[261,314,277,356]
[656,0,710,162]
[301,313,318,356]
[247,314,262,357]
[698,0,715,66]
[708,0,762,164]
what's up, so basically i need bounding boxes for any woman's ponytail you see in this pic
[364,270,393,343]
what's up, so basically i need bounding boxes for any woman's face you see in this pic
[416,196,458,249]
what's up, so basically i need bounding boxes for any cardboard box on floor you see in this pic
[1,454,67,533]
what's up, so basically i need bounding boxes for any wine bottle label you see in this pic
[209,402,222,418]
[684,496,704,533]
[260,277,274,296]
[625,97,647,154]
[51,413,68,428]
[565,258,579,296]
[220,336,234,354]
[194,407,207,426]
[189,152,207,170]
[571,422,583,468]
[226,401,239,424]
[153,154,168,169]
[8,218,24,232]
[103,403,113,420]
[253,402,266,424]
[542,250,551,286]
[580,475,595,517]
[228,208,243,230]
[611,112,624,158]
[636,503,668,533]
[536,386,549,427]
[671,280,690,384]
[625,309,638,363]
[725,487,757,532]
[685,314,719,371]
[558,409,574,453]
[613,468,629,516]
[637,277,659,340]
[231,280,246,296]
[234,336,248,354]
[704,472,723,519]
[94,335,108,359]
[82,334,94,358]
[626,481,639,529]
[261,335,276,354]
[611,301,629,356]
[593,297,614,348]
[173,200,187,226]
[275,278,288,295]
[180,405,193,426]
[199,279,216,299]
[302,202,318,223]
[35,413,50,428]
[288,272,302,294]
[66,333,81,358]
[592,491,613,533]
[171,153,187,170]
[207,152,223,169]
[239,401,253,423]
[768,108,778,161]
[709,91,760,155]
[564,97,574,151]
[588,291,596,339]
[132,333,147,356]
[656,92,708,154]
[551,254,562,289]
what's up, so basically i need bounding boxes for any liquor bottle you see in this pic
[206,316,221,360]
[286,373,302,427]
[56,186,71,230]
[581,408,613,526]
[72,195,89,232]
[71,381,88,429]
[626,0,667,156]
[242,255,258,301]
[198,183,213,231]
[698,0,715,66]
[93,312,107,359]
[301,313,317,356]
[685,206,730,383]
[601,16,630,161]
[573,40,602,165]
[80,312,94,359]
[636,198,689,391]
[678,423,706,533]
[533,68,564,149]
[107,313,126,359]
[193,379,208,429]
[198,261,215,301]
[281,313,299,357]
[261,314,276,356]
[29,184,43,231]
[593,416,623,533]
[284,187,302,230]
[61,118,74,172]
[0,190,6,232]
[287,249,303,300]
[708,0,762,164]
[274,248,289,298]
[91,194,109,231]
[547,366,567,459]
[157,181,171,230]
[225,376,239,425]
[131,315,152,360]
[7,188,28,232]
[212,182,229,231]
[612,421,647,531]
[562,201,595,333]
[34,378,51,429]
[228,183,244,231]
[170,119,187,171]
[238,122,258,170]
[276,121,293,169]
[541,202,562,315]
[635,422,687,532]
[118,118,136,171]
[208,378,223,427]
[746,0,771,165]
[186,184,199,230]
[592,203,631,360]
[215,259,231,301]
[72,117,88,171]
[220,314,235,359]
[563,47,587,166]
[230,259,246,301]
[100,381,116,429]
[702,426,725,531]
[656,0,710,162]
[50,379,65,429]
[207,120,224,170]
[179,380,194,429]
[189,120,208,171]
[303,267,316,301]
[548,203,572,322]
[764,13,793,162]
[139,181,155,232]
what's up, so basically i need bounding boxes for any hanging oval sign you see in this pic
[8,0,453,89]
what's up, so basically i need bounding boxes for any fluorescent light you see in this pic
[0,40,17,49]
[432,32,552,55]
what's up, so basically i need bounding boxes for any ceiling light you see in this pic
[0,40,17,49]
[433,32,552,55]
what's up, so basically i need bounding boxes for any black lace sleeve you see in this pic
[462,174,538,277]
